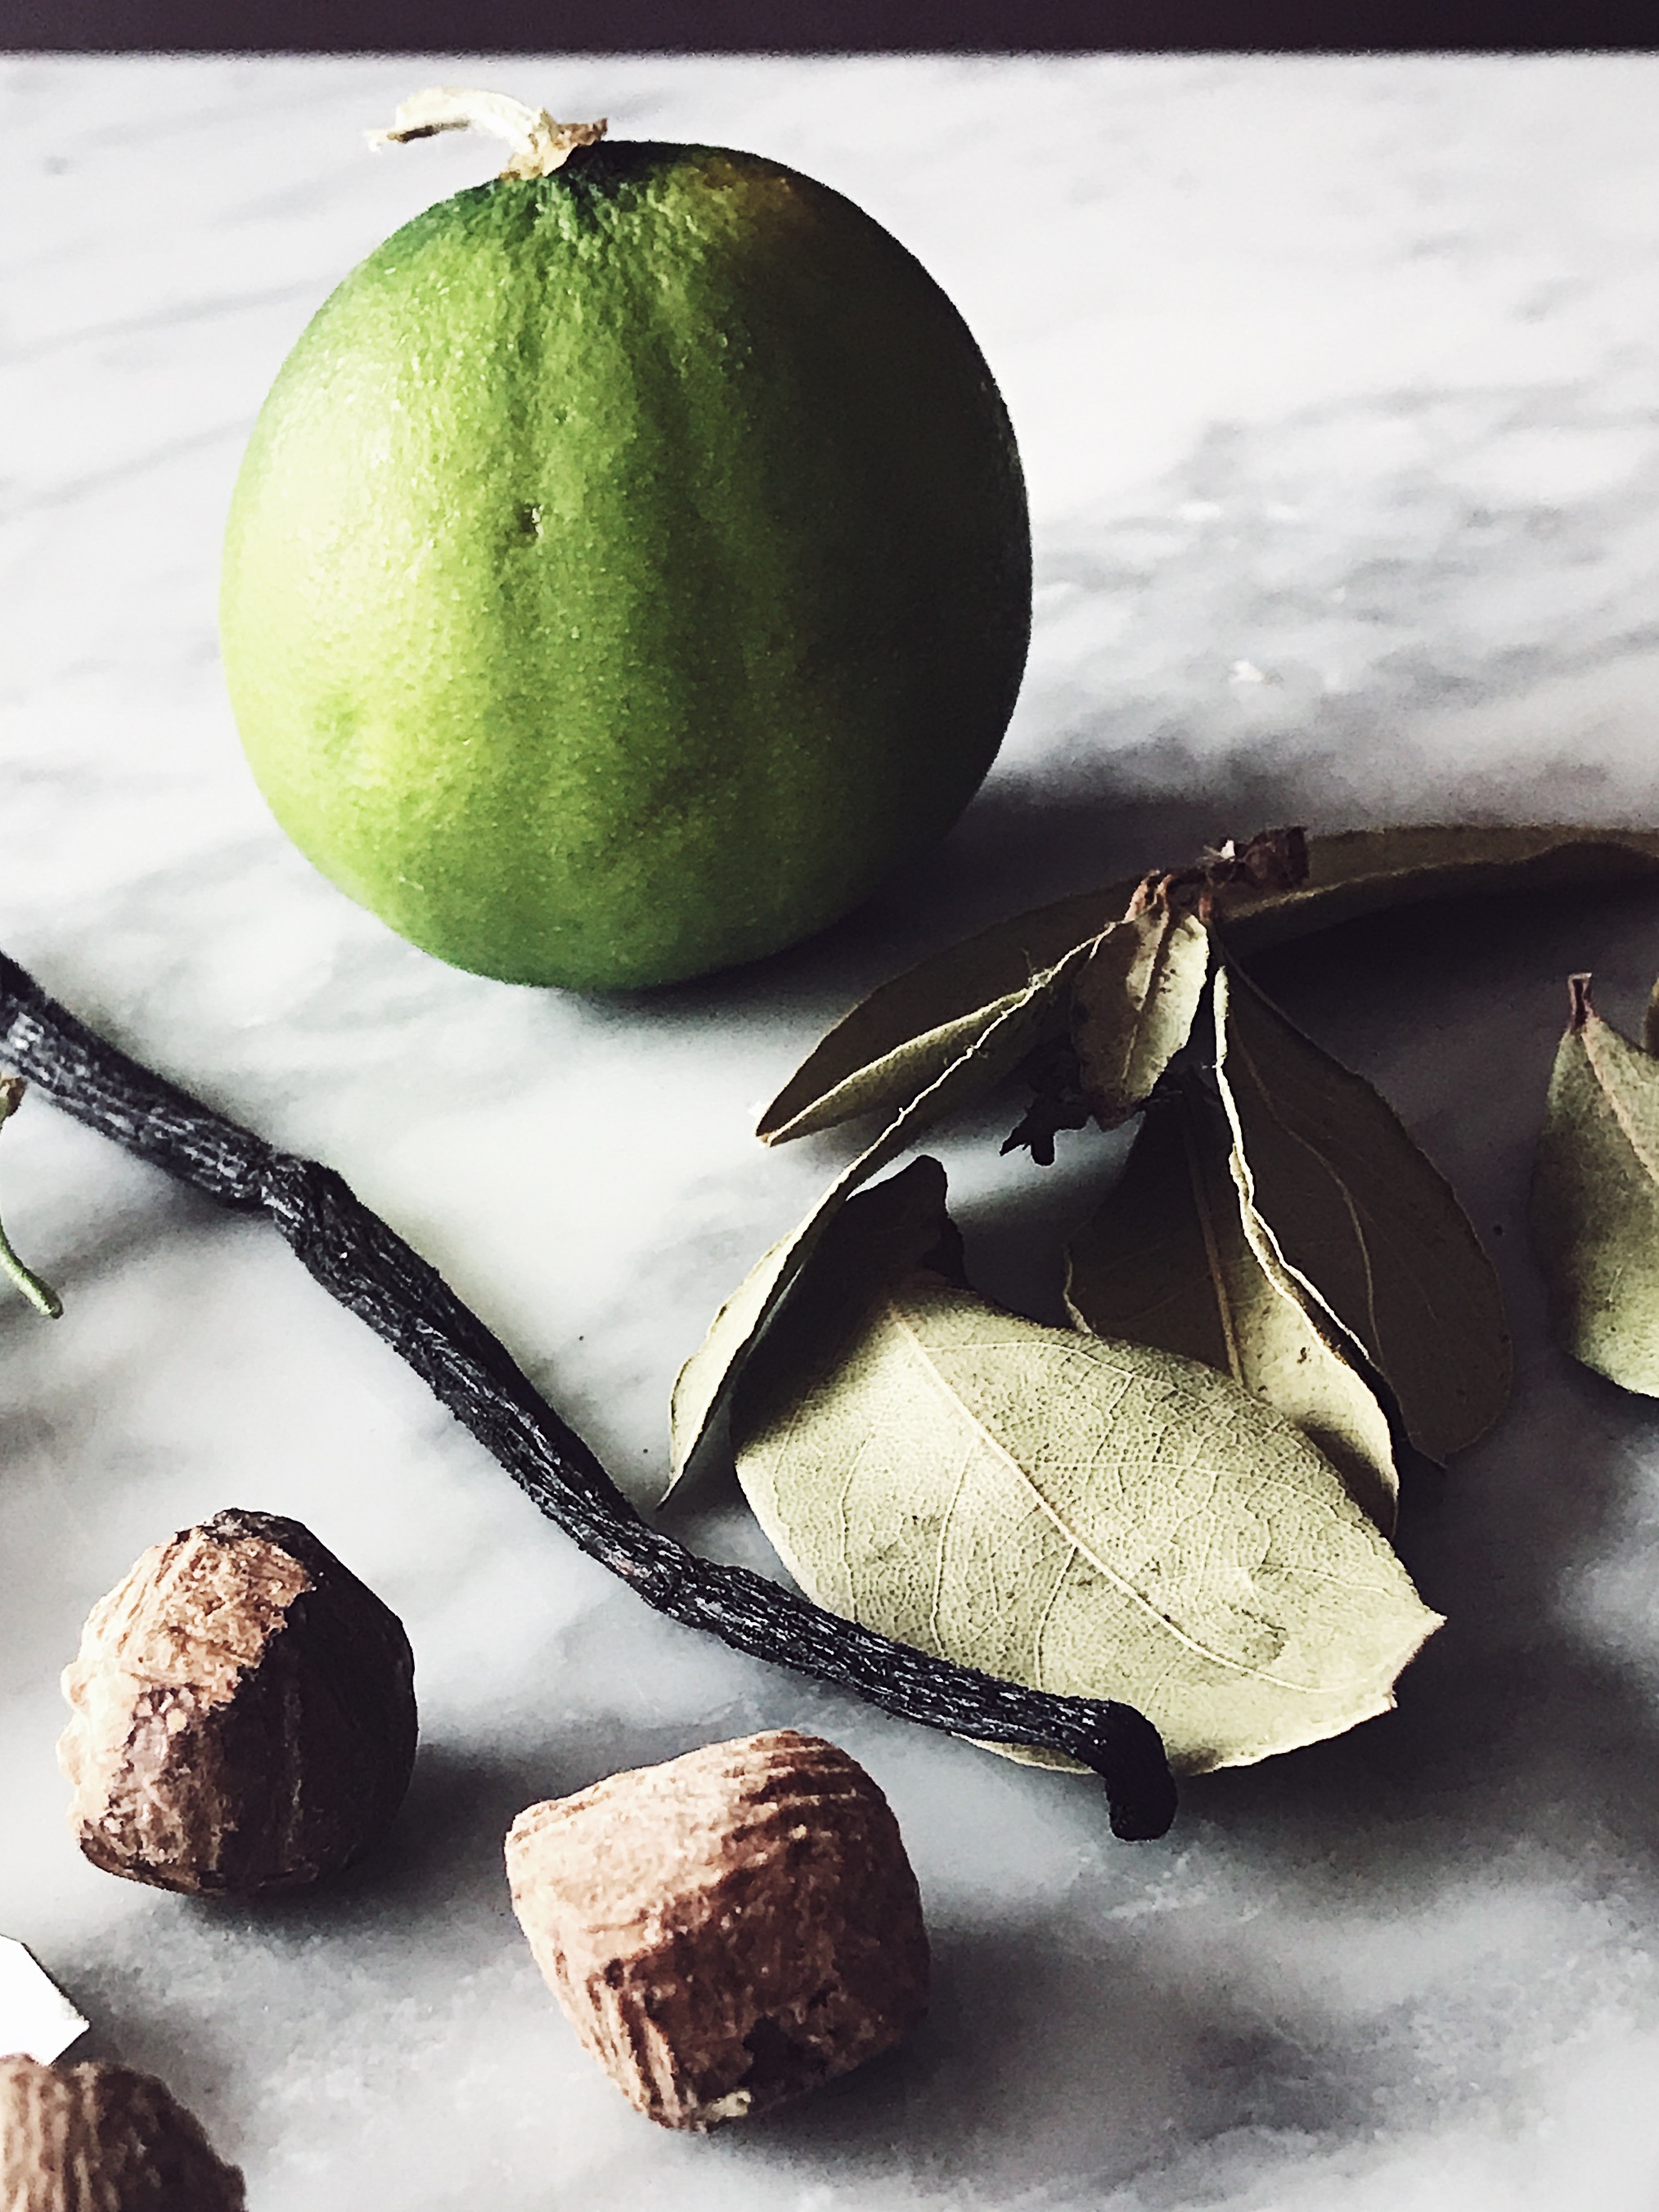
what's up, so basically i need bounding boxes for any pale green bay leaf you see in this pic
[1530,991,1659,1394]
[758,825,1659,1146]
[1072,908,1211,1127]
[668,942,1097,1488]
[757,882,1141,1143]
[1064,1093,1398,1531]
[732,1171,1441,1777]
[1221,823,1659,955]
[1215,965,1511,1462]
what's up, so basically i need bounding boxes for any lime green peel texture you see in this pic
[220,143,1032,990]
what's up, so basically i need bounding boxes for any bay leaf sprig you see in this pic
[758,825,1659,1148]
[1530,973,1659,1395]
[687,825,1535,1789]
[731,1155,1441,1778]
[758,826,1304,1148]
[1213,965,1512,1463]
[1064,1088,1398,1531]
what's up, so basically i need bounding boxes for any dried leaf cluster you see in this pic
[674,825,1659,1779]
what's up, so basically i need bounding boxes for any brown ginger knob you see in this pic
[58,1508,416,1896]
[0,2055,245,2210]
[505,1728,929,2129]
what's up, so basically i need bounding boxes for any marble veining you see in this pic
[7,50,1659,2209]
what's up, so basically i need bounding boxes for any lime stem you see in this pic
[367,88,607,181]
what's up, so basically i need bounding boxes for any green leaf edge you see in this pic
[758,824,1659,1147]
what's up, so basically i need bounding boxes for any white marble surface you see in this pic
[8,48,1659,2208]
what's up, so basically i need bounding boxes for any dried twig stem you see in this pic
[0,952,1176,1841]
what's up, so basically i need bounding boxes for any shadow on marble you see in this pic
[67,1886,1385,2208]
[681,1908,1381,2205]
[614,748,1344,1046]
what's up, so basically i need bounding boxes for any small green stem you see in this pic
[0,1073,62,1318]
[0,1211,60,1317]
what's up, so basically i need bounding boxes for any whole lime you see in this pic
[220,115,1030,991]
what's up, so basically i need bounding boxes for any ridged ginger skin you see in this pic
[506,1730,929,2126]
[221,142,1031,990]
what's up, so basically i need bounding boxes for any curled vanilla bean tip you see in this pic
[0,950,1176,1841]
[1088,1702,1180,1840]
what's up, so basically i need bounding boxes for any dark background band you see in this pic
[5,0,1654,56]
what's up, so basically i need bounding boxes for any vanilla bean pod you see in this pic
[0,951,1176,1840]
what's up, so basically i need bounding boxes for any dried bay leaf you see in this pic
[731,1160,1441,1776]
[1071,906,1212,1128]
[758,825,1659,1145]
[1221,822,1659,956]
[667,937,1099,1488]
[1002,904,1212,1164]
[1215,966,1511,1462]
[1530,977,1659,1394]
[1064,1092,1398,1531]
[757,881,1140,1145]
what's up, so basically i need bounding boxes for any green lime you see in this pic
[221,115,1029,990]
